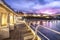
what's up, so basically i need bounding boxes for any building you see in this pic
[0,0,18,39]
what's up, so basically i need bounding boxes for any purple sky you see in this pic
[3,0,60,14]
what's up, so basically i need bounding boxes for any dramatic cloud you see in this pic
[3,0,60,14]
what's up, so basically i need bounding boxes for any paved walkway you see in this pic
[3,23,33,40]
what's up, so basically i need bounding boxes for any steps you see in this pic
[23,30,34,40]
[18,23,34,40]
[3,23,38,40]
[22,24,38,40]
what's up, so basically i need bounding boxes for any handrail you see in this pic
[23,21,41,40]
[21,21,49,40]
[30,25,50,40]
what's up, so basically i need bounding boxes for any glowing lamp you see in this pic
[2,13,7,27]
[10,13,14,25]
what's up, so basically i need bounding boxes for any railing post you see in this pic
[7,13,10,28]
[0,13,2,28]
[33,25,40,40]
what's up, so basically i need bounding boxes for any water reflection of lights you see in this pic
[37,21,40,25]
[40,25,60,34]
[29,20,60,40]
[49,21,52,28]
[33,21,36,25]
[43,21,46,24]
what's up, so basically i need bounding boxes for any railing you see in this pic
[23,20,50,40]
[23,21,41,40]
[18,20,60,40]
[29,23,60,40]
[29,24,50,40]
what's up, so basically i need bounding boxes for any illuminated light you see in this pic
[33,15,37,16]
[20,17,22,19]
[37,21,40,25]
[43,15,47,16]
[37,15,41,16]
[32,15,41,17]
[10,24,14,25]
[33,21,36,25]
[2,13,7,27]
[46,17,49,18]
[24,14,27,16]
[17,17,22,19]
[14,15,17,24]
[10,13,14,25]
[10,16,13,19]
[43,21,46,24]
[10,16,13,22]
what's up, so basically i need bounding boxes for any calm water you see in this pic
[28,20,60,40]
[38,20,60,32]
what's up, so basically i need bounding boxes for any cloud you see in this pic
[45,1,60,8]
[31,1,60,13]
[32,1,60,9]
[44,0,55,3]
[4,0,60,13]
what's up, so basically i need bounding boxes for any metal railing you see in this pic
[24,21,50,40]
[29,24,50,40]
